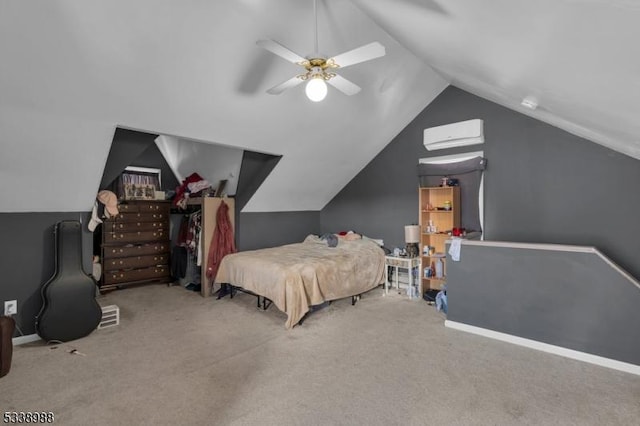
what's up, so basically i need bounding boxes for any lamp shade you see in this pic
[404,225,420,244]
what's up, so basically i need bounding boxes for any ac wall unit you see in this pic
[423,119,484,151]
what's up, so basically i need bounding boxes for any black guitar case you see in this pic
[36,221,102,342]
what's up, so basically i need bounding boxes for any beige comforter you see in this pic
[214,235,385,329]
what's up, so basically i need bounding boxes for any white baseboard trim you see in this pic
[12,334,41,346]
[445,320,640,377]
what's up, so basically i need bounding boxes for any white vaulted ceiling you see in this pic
[352,0,640,159]
[1,0,638,213]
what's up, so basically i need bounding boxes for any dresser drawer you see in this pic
[103,254,169,271]
[104,229,167,243]
[116,203,139,213]
[103,242,170,258]
[116,201,169,214]
[103,221,165,232]
[103,265,170,285]
[137,202,170,213]
[109,212,169,222]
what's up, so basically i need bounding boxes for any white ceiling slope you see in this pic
[0,0,445,213]
[2,1,638,214]
[352,0,640,160]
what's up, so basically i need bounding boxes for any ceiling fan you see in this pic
[257,0,386,102]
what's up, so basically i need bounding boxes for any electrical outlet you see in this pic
[4,300,17,316]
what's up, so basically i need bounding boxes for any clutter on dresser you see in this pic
[118,166,162,200]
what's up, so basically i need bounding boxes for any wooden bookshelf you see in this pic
[419,186,460,291]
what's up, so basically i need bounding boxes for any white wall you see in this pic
[155,135,243,195]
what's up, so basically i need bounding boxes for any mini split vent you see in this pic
[423,119,484,151]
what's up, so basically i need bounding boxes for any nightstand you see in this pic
[384,255,422,299]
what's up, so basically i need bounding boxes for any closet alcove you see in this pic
[95,127,280,296]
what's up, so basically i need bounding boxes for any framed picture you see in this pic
[117,166,161,200]
[123,183,156,200]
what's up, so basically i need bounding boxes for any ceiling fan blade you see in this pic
[327,75,361,96]
[266,75,304,95]
[256,39,306,64]
[329,42,385,69]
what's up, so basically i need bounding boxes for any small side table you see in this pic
[384,255,422,299]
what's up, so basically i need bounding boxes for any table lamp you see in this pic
[404,225,420,258]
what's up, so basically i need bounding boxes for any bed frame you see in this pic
[217,283,362,326]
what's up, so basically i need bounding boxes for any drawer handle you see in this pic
[119,260,123,265]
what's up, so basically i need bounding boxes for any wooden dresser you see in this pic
[100,200,172,291]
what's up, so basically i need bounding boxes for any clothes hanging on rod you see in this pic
[174,211,203,286]
[205,200,236,282]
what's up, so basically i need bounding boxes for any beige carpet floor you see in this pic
[2,284,639,425]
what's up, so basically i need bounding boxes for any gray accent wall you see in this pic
[235,151,282,212]
[0,212,94,336]
[238,211,320,251]
[446,242,640,365]
[100,128,180,192]
[321,86,640,280]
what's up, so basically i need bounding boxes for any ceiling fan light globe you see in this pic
[305,78,327,102]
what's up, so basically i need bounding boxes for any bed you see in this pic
[214,234,385,328]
